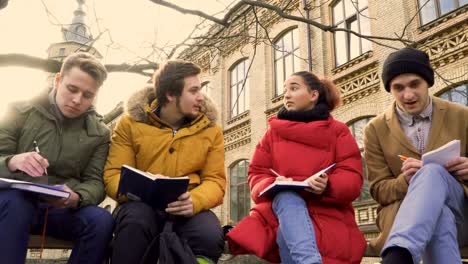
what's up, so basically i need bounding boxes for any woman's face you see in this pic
[283,75,319,111]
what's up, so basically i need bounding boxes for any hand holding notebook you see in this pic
[259,163,336,197]
[422,139,460,166]
[117,165,189,210]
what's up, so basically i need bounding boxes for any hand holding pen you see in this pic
[33,141,48,175]
[7,141,49,177]
[398,154,422,183]
[269,168,293,182]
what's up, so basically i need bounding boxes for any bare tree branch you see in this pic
[167,21,205,59]
[148,0,414,45]
[0,54,62,72]
[0,0,8,10]
[241,0,412,44]
[149,0,245,27]
[0,53,157,77]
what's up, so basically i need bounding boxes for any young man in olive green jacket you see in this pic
[0,52,114,264]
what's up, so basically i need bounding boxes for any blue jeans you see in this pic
[272,191,322,264]
[0,189,114,264]
[382,164,468,264]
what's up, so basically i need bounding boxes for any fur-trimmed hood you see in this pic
[125,85,219,124]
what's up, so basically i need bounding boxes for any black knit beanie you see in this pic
[381,47,434,92]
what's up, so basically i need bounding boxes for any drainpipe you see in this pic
[302,0,313,71]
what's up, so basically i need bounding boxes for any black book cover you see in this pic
[117,165,189,210]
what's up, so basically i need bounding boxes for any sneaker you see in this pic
[196,256,214,264]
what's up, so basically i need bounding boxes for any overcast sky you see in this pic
[0,0,233,116]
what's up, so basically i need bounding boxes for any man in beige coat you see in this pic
[364,47,468,264]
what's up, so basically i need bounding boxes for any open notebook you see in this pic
[259,163,336,198]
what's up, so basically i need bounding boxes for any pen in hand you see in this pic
[269,168,282,177]
[33,140,48,175]
[398,155,408,161]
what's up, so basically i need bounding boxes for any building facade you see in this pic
[179,0,468,241]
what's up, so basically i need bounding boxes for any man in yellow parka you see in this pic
[104,60,226,264]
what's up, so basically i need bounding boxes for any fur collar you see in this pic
[125,85,219,124]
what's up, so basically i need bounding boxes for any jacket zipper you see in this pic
[54,120,63,177]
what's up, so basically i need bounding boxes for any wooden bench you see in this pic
[30,233,468,263]
[28,235,74,250]
[28,235,111,264]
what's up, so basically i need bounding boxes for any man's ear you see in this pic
[166,92,175,103]
[54,73,62,89]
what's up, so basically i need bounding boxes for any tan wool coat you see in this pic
[363,96,468,253]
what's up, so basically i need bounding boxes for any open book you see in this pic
[0,178,70,199]
[117,165,189,210]
[259,163,336,198]
[422,139,460,166]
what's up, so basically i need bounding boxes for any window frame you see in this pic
[417,0,467,25]
[229,160,251,224]
[201,81,209,96]
[229,59,250,118]
[331,0,371,66]
[347,116,375,203]
[273,27,300,97]
[437,83,468,106]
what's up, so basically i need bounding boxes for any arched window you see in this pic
[229,60,250,117]
[201,81,209,95]
[230,160,251,223]
[348,116,374,202]
[438,84,467,106]
[274,28,300,96]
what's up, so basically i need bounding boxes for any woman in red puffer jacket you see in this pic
[227,71,366,264]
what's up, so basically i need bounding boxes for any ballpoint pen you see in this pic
[269,168,282,177]
[398,155,408,161]
[33,140,48,175]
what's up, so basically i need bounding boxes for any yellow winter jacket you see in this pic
[104,86,226,214]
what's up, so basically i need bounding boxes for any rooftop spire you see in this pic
[62,0,92,44]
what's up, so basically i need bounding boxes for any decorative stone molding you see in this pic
[225,138,252,152]
[265,103,283,119]
[331,51,373,75]
[418,21,468,70]
[223,119,251,152]
[227,110,250,125]
[334,62,380,105]
[271,94,284,104]
[353,200,378,226]
[258,0,300,29]
[195,52,211,72]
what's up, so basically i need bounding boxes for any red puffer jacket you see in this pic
[227,116,366,264]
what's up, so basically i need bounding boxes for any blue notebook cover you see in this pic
[117,165,189,210]
[0,178,70,199]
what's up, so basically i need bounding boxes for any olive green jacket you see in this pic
[0,91,110,206]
